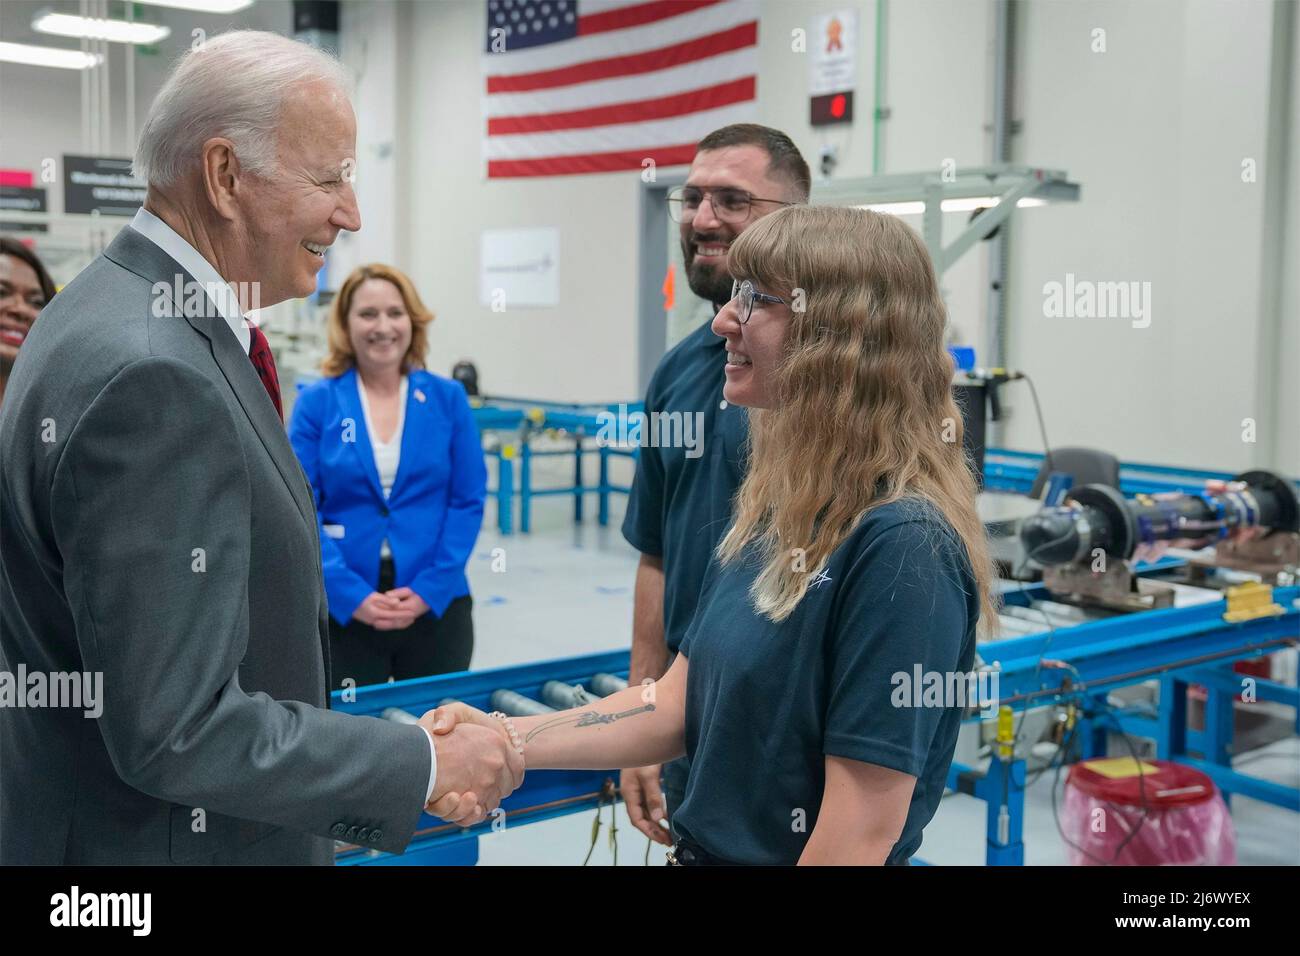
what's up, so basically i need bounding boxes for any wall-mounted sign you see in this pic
[0,185,48,232]
[809,9,857,127]
[480,227,560,309]
[62,155,145,216]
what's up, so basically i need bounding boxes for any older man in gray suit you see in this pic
[0,31,518,865]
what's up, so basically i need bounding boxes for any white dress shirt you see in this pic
[130,207,439,805]
[129,207,251,355]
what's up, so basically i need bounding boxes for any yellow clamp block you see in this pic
[527,407,545,425]
[1222,581,1284,623]
[501,444,516,461]
[996,705,1014,761]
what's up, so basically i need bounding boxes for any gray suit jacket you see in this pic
[0,225,431,864]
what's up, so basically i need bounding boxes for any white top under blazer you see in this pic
[357,374,408,559]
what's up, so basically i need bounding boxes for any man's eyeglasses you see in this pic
[668,186,794,224]
[730,279,786,325]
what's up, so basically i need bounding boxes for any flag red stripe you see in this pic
[488,76,754,135]
[577,0,721,37]
[488,143,699,178]
[486,21,757,94]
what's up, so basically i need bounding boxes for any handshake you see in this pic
[417,703,523,826]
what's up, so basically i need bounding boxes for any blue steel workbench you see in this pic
[333,576,1297,866]
[333,453,1299,865]
[472,397,641,535]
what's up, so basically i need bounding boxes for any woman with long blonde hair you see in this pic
[430,206,996,865]
[289,264,486,688]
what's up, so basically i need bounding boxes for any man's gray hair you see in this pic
[133,30,351,188]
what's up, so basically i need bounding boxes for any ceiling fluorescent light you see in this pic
[857,197,1051,216]
[859,201,927,216]
[941,196,999,213]
[941,196,1048,212]
[130,0,256,13]
[33,11,171,45]
[0,41,103,70]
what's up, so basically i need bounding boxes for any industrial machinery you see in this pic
[333,457,1298,867]
[952,467,1300,864]
[1020,470,1299,612]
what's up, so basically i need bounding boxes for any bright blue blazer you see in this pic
[289,367,487,626]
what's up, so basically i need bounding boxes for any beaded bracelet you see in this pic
[489,711,525,757]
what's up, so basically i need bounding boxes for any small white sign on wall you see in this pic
[809,9,857,96]
[480,227,560,309]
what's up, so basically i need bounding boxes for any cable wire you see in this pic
[1018,372,1054,474]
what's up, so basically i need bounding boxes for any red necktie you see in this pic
[247,323,283,421]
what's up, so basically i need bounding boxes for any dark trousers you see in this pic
[329,559,474,690]
[669,839,912,865]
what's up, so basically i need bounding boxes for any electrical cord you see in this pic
[1000,369,1057,580]
[1017,372,1054,476]
[1000,582,1062,770]
[610,799,618,866]
[990,509,1162,865]
[582,791,606,866]
[1050,701,1153,865]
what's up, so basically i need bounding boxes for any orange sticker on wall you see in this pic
[662,263,675,312]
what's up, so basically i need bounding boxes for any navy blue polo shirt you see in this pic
[673,499,979,865]
[621,318,747,653]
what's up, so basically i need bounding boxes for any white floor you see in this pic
[463,487,1300,867]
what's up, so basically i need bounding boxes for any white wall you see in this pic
[1272,0,1300,473]
[0,0,293,206]
[873,0,992,355]
[396,0,995,397]
[0,0,293,282]
[398,0,642,397]
[333,0,402,280]
[1,0,1294,474]
[663,0,991,351]
[1008,0,1290,473]
[392,0,1295,473]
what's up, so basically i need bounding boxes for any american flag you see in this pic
[482,0,759,178]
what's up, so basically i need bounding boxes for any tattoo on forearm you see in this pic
[524,704,656,743]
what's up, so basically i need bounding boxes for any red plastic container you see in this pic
[1062,758,1236,865]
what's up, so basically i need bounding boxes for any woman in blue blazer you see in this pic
[290,264,487,689]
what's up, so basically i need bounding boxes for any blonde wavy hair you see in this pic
[322,264,432,377]
[718,205,998,634]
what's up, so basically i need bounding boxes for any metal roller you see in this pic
[1028,599,1093,623]
[1000,605,1050,623]
[590,673,628,696]
[1001,604,1079,628]
[380,707,420,724]
[490,689,555,716]
[996,614,1046,637]
[541,680,598,709]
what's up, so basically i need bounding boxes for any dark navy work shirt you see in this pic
[621,318,748,653]
[673,499,979,865]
